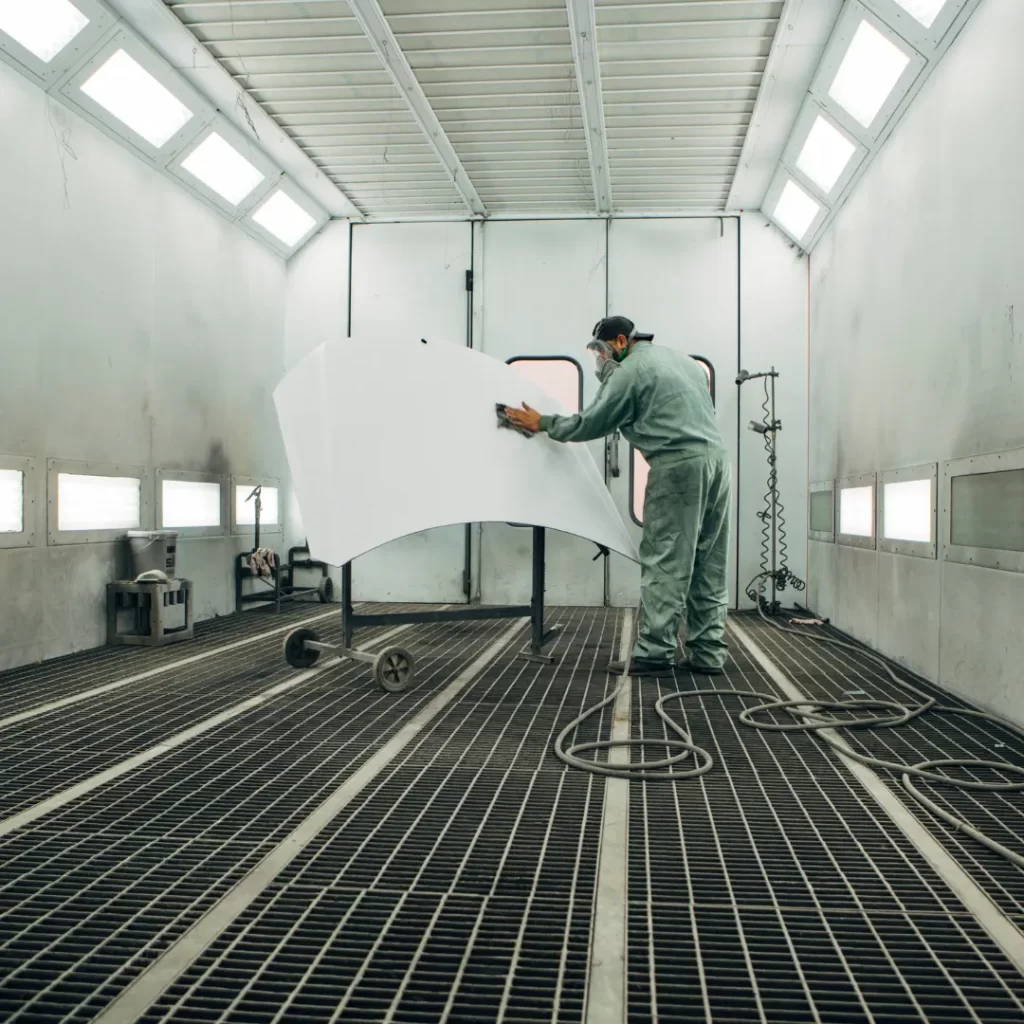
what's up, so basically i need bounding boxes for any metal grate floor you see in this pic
[0,605,1022,1022]
[627,621,1024,1023]
[741,612,1024,925]
[0,600,337,721]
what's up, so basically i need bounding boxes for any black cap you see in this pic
[592,315,654,343]
[592,315,634,341]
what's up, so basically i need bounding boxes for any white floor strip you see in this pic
[0,623,413,840]
[729,618,1024,977]
[585,609,634,1024]
[0,608,341,732]
[93,617,528,1023]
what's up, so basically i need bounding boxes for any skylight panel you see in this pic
[80,48,193,148]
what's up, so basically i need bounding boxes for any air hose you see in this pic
[554,594,1024,869]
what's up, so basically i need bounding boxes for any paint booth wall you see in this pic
[808,0,1024,722]
[0,59,289,670]
[285,214,808,609]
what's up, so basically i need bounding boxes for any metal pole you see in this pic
[531,526,546,653]
[253,489,261,552]
[463,225,475,604]
[342,562,354,649]
[770,368,778,613]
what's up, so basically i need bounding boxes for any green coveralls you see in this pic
[539,342,731,668]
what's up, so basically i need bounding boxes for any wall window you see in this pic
[878,464,936,559]
[943,450,1024,573]
[47,460,150,545]
[808,483,835,542]
[235,483,279,528]
[631,356,715,526]
[810,490,834,534]
[507,356,583,414]
[0,469,23,534]
[57,473,141,531]
[883,479,931,542]
[161,478,222,530]
[0,455,37,549]
[840,487,873,537]
[950,471,1024,551]
[836,474,876,549]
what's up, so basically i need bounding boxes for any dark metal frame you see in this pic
[235,487,331,612]
[505,355,585,414]
[341,525,559,662]
[628,355,716,527]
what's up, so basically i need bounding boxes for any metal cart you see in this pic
[235,485,333,613]
[283,526,563,693]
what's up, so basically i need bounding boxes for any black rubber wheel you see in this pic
[283,627,320,668]
[374,646,415,693]
[317,576,334,604]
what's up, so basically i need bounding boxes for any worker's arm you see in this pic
[539,363,636,443]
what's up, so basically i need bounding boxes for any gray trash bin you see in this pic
[127,530,178,579]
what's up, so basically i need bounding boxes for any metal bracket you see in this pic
[608,431,621,478]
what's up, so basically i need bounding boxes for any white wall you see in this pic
[808,0,1024,722]
[284,220,350,375]
[476,219,607,607]
[0,61,289,669]
[290,214,808,612]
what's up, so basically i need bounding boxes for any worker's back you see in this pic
[620,341,724,461]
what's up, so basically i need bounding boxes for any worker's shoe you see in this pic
[607,658,674,677]
[675,659,725,676]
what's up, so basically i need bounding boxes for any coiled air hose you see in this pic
[554,594,1024,869]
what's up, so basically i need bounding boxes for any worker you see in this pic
[505,316,731,677]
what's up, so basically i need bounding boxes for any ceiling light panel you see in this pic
[827,18,911,129]
[252,190,318,249]
[763,0,978,253]
[869,0,968,50]
[772,178,822,241]
[796,114,857,195]
[893,0,949,28]
[181,132,265,207]
[0,0,111,87]
[0,0,88,63]
[79,47,194,149]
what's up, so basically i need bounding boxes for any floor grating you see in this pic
[740,612,1024,923]
[0,601,340,720]
[0,605,1021,1021]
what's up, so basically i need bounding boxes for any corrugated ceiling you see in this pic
[165,0,784,218]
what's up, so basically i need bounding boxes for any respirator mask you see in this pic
[587,339,619,382]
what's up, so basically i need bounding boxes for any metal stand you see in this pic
[736,365,804,615]
[235,553,282,613]
[107,578,194,647]
[282,526,561,691]
[235,484,280,614]
[235,483,333,614]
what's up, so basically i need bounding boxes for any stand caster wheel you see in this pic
[284,627,321,668]
[317,576,334,604]
[374,646,415,693]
